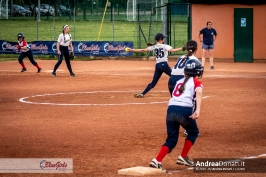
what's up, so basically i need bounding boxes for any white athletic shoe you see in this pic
[134,93,144,98]
[51,72,56,77]
[149,158,163,169]
[177,155,195,167]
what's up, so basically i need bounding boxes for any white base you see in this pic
[118,166,166,176]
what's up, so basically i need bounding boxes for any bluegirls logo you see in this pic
[31,43,49,53]
[1,41,18,52]
[52,42,57,52]
[104,43,127,53]
[104,43,109,53]
[40,160,68,171]
[78,42,100,53]
[77,43,83,53]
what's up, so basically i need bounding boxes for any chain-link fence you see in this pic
[135,2,190,56]
[0,0,128,21]
[0,0,189,56]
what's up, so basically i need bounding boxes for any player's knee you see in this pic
[65,59,71,64]
[18,58,23,63]
[149,82,157,88]
[186,130,199,144]
[164,142,177,153]
[58,59,63,64]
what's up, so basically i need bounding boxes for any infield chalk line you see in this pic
[168,153,266,174]
[19,91,210,106]
[1,69,265,78]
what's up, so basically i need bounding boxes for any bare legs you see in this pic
[201,49,214,68]
[208,49,214,67]
[201,49,207,67]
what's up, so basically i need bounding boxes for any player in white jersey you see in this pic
[149,59,204,169]
[168,40,201,136]
[51,25,75,77]
[125,33,184,98]
[168,40,199,96]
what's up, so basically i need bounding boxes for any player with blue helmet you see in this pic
[149,58,204,169]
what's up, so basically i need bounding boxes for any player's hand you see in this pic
[57,51,61,55]
[189,110,200,119]
[125,47,131,52]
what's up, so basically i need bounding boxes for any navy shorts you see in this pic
[202,43,214,50]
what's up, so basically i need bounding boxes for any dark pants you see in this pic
[53,45,73,73]
[142,62,172,95]
[168,75,184,97]
[163,106,199,153]
[18,50,37,66]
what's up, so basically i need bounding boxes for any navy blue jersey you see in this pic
[200,28,217,45]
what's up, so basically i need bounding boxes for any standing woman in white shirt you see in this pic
[52,25,75,77]
[126,33,183,98]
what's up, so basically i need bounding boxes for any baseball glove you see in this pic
[69,52,74,60]
[182,45,187,51]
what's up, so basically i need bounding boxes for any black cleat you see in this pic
[51,72,56,77]
[21,68,27,72]
[37,68,42,73]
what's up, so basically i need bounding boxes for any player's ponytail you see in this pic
[181,40,198,64]
[146,42,156,46]
[178,75,191,93]
[147,33,166,46]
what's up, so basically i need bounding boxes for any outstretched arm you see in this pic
[169,47,183,53]
[126,48,149,53]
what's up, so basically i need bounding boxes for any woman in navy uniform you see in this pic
[198,21,217,70]
[126,33,184,98]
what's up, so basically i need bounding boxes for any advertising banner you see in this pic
[0,40,133,56]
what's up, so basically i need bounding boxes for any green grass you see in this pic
[0,19,139,42]
[0,17,188,58]
[0,58,18,61]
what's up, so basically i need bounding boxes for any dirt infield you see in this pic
[0,59,266,177]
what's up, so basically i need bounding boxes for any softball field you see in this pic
[0,59,265,177]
